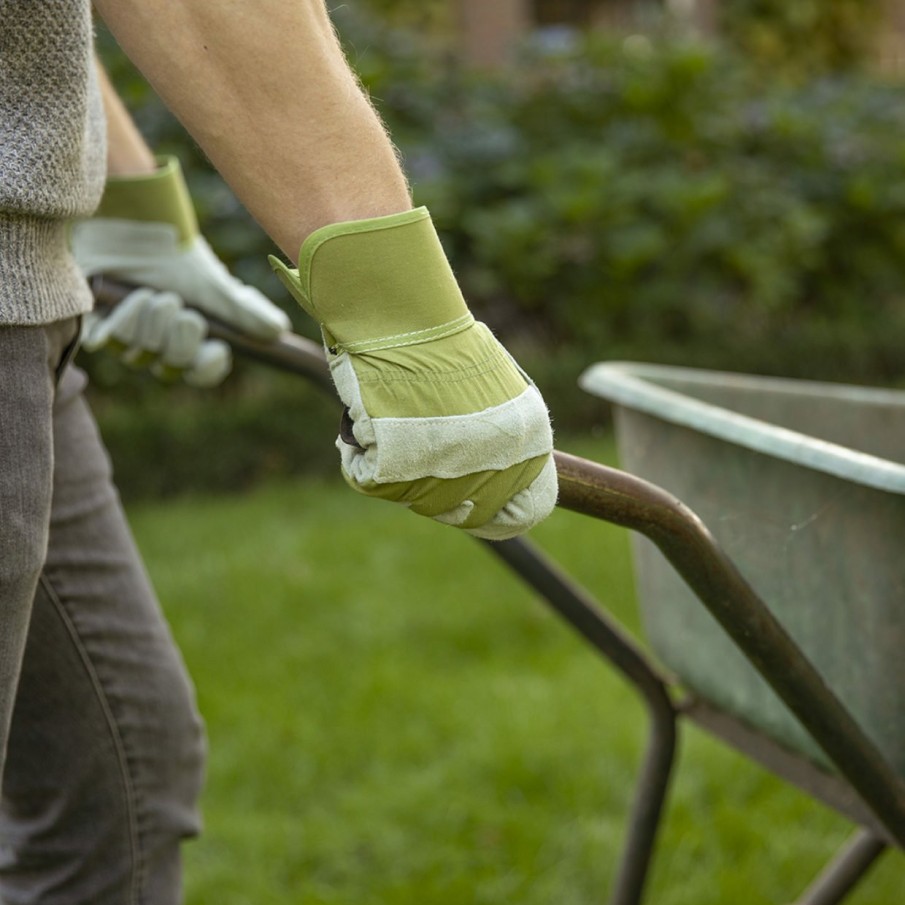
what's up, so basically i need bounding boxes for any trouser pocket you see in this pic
[53,316,82,385]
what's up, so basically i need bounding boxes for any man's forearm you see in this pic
[92,0,412,260]
[96,57,158,177]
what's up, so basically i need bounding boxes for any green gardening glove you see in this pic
[74,157,290,339]
[269,207,557,540]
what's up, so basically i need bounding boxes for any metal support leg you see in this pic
[554,451,905,847]
[609,706,677,905]
[484,536,679,905]
[793,830,887,905]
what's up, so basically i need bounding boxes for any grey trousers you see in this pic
[0,320,205,904]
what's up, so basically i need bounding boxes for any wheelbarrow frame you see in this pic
[90,276,905,905]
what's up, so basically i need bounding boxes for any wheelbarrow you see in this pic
[91,277,905,905]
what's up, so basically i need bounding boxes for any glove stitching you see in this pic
[352,349,520,385]
[335,313,474,355]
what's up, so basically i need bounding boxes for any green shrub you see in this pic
[358,27,905,399]
[720,0,883,77]
[353,0,451,36]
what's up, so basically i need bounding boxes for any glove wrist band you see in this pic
[328,311,474,356]
[269,206,471,349]
[95,155,198,247]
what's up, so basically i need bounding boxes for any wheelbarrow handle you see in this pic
[88,275,335,394]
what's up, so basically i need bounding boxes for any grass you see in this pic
[127,436,903,904]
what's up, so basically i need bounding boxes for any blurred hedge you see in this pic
[385,30,905,401]
[720,0,883,78]
[91,9,905,499]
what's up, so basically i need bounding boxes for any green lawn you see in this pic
[128,437,903,904]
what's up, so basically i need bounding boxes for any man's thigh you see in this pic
[0,362,205,905]
[0,320,79,774]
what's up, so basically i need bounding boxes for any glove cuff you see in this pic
[94,156,199,248]
[269,207,472,352]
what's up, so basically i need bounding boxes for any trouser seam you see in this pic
[54,318,82,386]
[37,573,144,905]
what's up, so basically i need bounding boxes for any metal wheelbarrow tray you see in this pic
[581,361,905,777]
[479,361,905,905]
[91,279,905,904]
[567,361,905,902]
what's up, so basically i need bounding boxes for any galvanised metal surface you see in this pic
[553,449,905,849]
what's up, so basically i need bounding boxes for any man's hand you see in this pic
[72,156,291,385]
[271,207,557,540]
[79,286,232,387]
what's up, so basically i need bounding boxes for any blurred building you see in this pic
[879,0,905,71]
[454,0,707,66]
[454,0,905,71]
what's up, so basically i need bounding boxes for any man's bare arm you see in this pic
[96,57,158,177]
[92,0,412,260]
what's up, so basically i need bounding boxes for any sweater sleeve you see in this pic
[0,0,107,325]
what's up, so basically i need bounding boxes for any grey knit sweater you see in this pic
[0,0,107,325]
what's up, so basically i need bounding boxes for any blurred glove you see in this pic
[270,207,557,540]
[72,155,291,384]
[79,286,231,387]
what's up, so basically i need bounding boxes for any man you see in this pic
[0,2,556,901]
